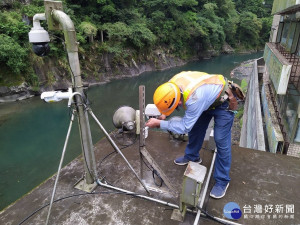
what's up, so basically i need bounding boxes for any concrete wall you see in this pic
[261,83,284,153]
[272,0,300,14]
[270,15,281,43]
[240,60,266,151]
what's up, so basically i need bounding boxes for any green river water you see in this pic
[0,52,262,210]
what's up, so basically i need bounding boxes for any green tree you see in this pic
[237,11,262,48]
[0,34,27,75]
[259,16,272,44]
[128,23,156,49]
[78,21,98,43]
[212,0,239,46]
[234,0,270,18]
[0,11,30,44]
[102,22,131,43]
[197,3,225,50]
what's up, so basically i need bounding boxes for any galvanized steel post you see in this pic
[45,1,97,187]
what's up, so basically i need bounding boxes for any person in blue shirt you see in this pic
[146,71,239,199]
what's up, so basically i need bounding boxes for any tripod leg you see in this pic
[46,112,75,225]
[88,109,150,194]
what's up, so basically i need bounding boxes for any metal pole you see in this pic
[89,109,150,194]
[193,149,217,225]
[96,179,242,225]
[139,86,146,179]
[45,113,75,225]
[51,9,97,184]
[97,179,177,208]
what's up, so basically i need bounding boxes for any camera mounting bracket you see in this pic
[44,0,63,30]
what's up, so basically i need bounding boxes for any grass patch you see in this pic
[240,79,248,92]
[0,65,24,86]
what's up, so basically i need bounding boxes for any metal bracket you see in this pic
[140,147,178,196]
[139,85,178,197]
[44,0,63,30]
[74,177,97,193]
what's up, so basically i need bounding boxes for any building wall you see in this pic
[263,1,300,157]
[272,0,300,14]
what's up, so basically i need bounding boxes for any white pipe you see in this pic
[68,92,83,107]
[194,148,217,225]
[193,149,243,225]
[32,13,46,28]
[96,179,178,208]
[96,179,242,225]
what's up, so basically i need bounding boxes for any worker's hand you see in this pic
[157,114,166,120]
[145,118,161,128]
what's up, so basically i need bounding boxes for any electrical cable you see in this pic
[140,153,164,188]
[18,190,122,225]
[99,133,163,188]
[19,188,179,225]
[196,205,231,225]
[18,149,230,225]
[152,169,163,187]
[112,128,137,146]
[98,132,138,169]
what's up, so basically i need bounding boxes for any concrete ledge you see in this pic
[0,131,299,225]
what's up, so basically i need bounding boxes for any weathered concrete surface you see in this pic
[240,60,265,151]
[0,130,299,225]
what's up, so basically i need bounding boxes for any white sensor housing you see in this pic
[145,104,161,119]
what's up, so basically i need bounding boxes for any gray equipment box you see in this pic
[171,162,207,221]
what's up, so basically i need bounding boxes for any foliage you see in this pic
[259,16,273,44]
[0,0,274,87]
[197,3,225,50]
[237,11,262,48]
[0,11,30,44]
[78,21,98,43]
[21,4,44,17]
[0,34,27,75]
[128,23,156,49]
[234,0,273,18]
[240,79,248,93]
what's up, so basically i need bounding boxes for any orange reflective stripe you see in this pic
[169,72,225,108]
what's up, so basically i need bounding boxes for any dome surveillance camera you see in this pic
[28,25,50,56]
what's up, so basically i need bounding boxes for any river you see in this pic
[0,52,262,210]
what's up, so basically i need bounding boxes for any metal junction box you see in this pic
[181,162,207,207]
[172,162,207,222]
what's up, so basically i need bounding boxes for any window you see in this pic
[295,121,300,143]
[291,23,300,54]
[287,22,297,51]
[276,22,284,43]
[297,33,300,56]
[281,22,290,47]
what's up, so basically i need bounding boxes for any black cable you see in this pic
[196,205,230,225]
[140,154,164,187]
[112,129,137,147]
[152,169,163,187]
[140,153,152,171]
[18,190,121,225]
[18,184,229,225]
[99,134,137,167]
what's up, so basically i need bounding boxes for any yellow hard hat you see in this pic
[153,82,181,116]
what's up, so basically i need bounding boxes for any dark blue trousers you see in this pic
[184,102,234,186]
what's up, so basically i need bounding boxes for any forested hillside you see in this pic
[0,0,273,88]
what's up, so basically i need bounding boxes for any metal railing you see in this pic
[267,43,300,153]
[275,43,300,94]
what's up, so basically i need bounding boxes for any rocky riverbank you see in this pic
[0,45,259,103]
[0,50,192,103]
